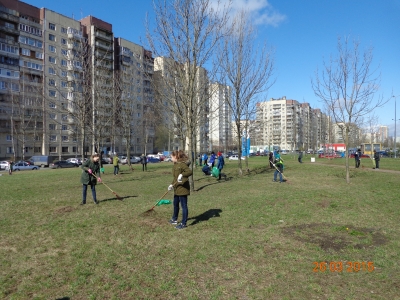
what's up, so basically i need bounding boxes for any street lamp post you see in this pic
[393,95,399,158]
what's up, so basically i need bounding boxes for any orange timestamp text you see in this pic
[313,261,374,272]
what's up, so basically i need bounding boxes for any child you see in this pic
[202,164,211,176]
[273,156,284,183]
[168,150,193,229]
[80,153,102,205]
[217,152,225,180]
[113,153,119,175]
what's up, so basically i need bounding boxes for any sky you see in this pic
[27,0,400,136]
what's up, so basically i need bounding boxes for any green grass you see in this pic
[1,157,399,299]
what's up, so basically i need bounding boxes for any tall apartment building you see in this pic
[154,56,210,153]
[0,0,154,160]
[256,96,330,151]
[209,82,232,151]
[0,0,43,159]
[114,37,154,155]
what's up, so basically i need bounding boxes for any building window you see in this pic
[61,27,67,34]
[6,147,13,154]
[49,34,56,41]
[6,135,12,141]
[49,67,56,75]
[49,146,56,152]
[49,23,56,30]
[49,90,57,97]
[49,124,56,130]
[49,45,56,53]
[21,48,31,56]
[49,79,56,86]
[61,49,67,55]
[60,70,67,77]
[49,113,56,119]
[61,59,67,66]
[49,102,56,108]
[61,125,68,130]
[35,51,43,59]
[62,137,68,142]
[61,38,67,45]
[61,81,67,88]
[34,147,41,152]
[49,56,56,64]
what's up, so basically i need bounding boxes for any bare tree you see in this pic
[312,37,386,183]
[147,0,232,190]
[218,10,275,175]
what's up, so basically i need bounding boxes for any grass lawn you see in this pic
[1,157,399,299]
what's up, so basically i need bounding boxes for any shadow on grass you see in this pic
[99,195,137,202]
[188,208,222,226]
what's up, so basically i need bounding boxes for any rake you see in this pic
[270,161,289,182]
[92,173,123,200]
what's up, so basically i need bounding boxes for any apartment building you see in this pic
[0,0,43,160]
[209,82,232,152]
[256,96,330,151]
[154,56,210,153]
[114,37,154,155]
[0,0,154,160]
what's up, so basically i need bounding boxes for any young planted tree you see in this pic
[218,10,275,175]
[312,37,386,183]
[147,0,232,190]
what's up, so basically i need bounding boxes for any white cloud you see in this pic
[212,0,286,27]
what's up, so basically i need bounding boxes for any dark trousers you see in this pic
[355,159,360,168]
[172,195,188,225]
[375,160,379,169]
[142,163,147,171]
[114,165,119,175]
[82,184,96,203]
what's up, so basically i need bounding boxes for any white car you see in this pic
[228,155,246,160]
[66,158,82,165]
[12,162,40,171]
[0,161,10,170]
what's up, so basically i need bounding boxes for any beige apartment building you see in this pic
[255,96,330,151]
[0,0,154,161]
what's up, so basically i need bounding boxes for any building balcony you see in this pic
[95,41,112,51]
[0,7,19,22]
[1,25,19,36]
[95,31,113,41]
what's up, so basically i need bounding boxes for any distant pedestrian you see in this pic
[209,151,216,168]
[80,153,101,205]
[298,151,303,163]
[202,152,208,166]
[8,161,13,175]
[216,152,225,181]
[272,156,284,183]
[354,149,361,168]
[373,150,380,169]
[100,151,104,174]
[113,154,119,175]
[140,154,147,171]
[198,154,202,166]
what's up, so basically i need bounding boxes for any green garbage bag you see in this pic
[100,167,105,173]
[211,167,220,178]
[156,199,171,206]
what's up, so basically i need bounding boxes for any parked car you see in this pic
[12,162,40,171]
[66,158,82,165]
[29,155,56,168]
[50,160,79,169]
[0,161,10,170]
[147,157,160,163]
[319,152,342,158]
[101,157,112,164]
[228,155,246,161]
[120,156,141,164]
[164,156,172,162]
[280,150,289,155]
[377,151,389,158]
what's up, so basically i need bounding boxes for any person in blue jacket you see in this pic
[202,152,208,166]
[209,151,216,167]
[217,152,225,181]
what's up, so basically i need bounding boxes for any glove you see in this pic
[97,177,102,183]
[177,174,183,182]
[88,169,93,174]
[168,184,173,191]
